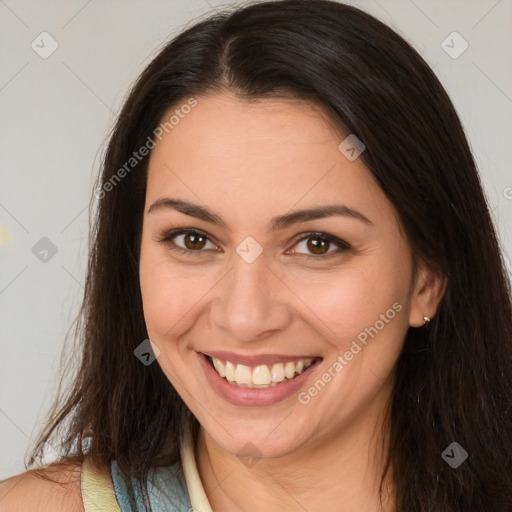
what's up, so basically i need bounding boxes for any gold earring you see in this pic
[423,316,431,325]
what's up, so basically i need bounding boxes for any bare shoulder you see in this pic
[0,460,84,512]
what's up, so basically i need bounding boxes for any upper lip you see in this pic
[202,350,321,366]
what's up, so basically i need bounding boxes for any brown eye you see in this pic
[290,232,350,259]
[306,237,330,255]
[183,232,207,250]
[159,229,218,254]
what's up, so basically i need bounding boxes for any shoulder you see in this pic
[0,460,84,512]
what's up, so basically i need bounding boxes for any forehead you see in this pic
[145,92,391,228]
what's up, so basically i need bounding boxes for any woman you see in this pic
[1,0,511,510]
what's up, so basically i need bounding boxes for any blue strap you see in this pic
[111,459,192,511]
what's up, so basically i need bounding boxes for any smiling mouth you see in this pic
[205,355,320,388]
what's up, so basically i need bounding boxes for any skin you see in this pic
[139,92,446,512]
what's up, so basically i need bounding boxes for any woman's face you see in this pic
[139,92,438,459]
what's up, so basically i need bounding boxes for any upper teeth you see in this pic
[211,357,314,388]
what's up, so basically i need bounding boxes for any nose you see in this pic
[209,250,293,342]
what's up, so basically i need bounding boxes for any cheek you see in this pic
[290,261,409,351]
[139,241,199,339]
[140,265,202,340]
[294,248,411,378]
[297,263,410,410]
[139,251,212,383]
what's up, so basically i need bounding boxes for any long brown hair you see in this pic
[27,1,512,510]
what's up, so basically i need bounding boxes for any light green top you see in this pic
[81,421,213,512]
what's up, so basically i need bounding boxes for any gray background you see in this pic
[1,0,511,479]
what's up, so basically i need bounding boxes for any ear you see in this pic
[408,261,447,327]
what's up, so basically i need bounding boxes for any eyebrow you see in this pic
[147,198,373,230]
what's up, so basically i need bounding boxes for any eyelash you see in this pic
[156,228,351,260]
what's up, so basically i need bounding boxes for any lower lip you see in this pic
[198,353,320,407]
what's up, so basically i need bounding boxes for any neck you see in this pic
[195,392,395,512]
